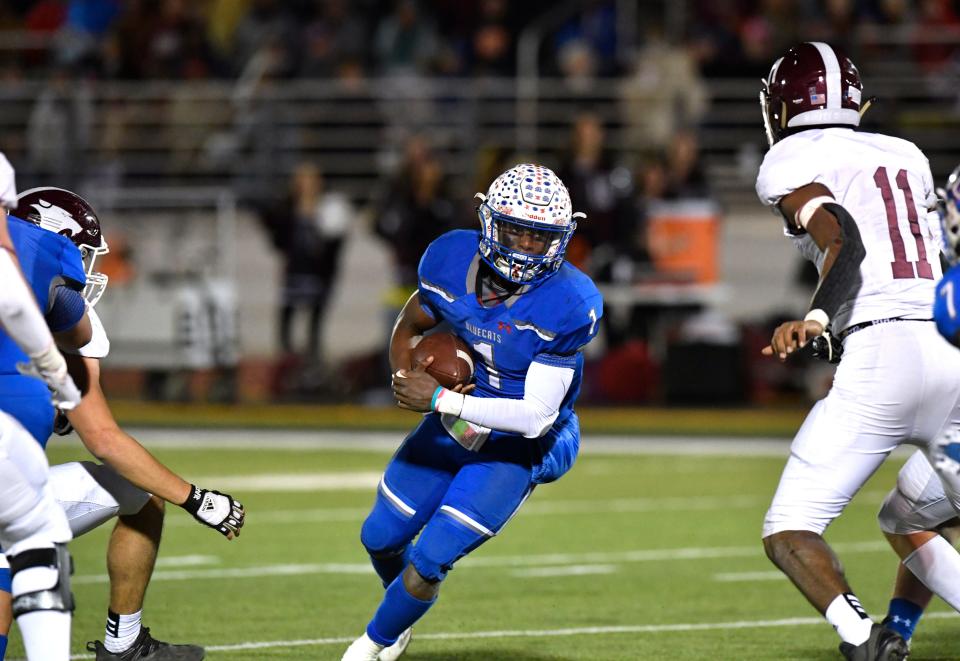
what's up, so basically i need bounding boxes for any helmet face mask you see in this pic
[476,163,580,285]
[939,166,960,267]
[760,42,864,147]
[14,187,110,306]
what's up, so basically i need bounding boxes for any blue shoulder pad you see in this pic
[57,239,86,291]
[539,265,604,356]
[7,217,86,309]
[417,229,479,318]
[935,265,960,346]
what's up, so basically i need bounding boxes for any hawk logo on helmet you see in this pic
[14,186,110,307]
[29,199,85,239]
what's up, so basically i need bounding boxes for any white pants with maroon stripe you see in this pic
[763,321,960,537]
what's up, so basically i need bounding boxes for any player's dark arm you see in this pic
[390,291,440,374]
[779,183,865,319]
[763,183,865,360]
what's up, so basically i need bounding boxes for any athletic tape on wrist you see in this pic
[804,308,830,329]
[433,388,465,416]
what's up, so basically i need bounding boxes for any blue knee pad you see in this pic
[360,497,419,556]
[410,512,486,582]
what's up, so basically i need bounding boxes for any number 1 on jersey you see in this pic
[942,280,958,320]
[473,341,501,389]
[874,166,934,280]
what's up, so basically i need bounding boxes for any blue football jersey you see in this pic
[0,215,86,445]
[935,264,960,345]
[417,230,603,431]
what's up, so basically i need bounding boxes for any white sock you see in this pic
[13,565,71,660]
[904,534,960,611]
[18,611,71,660]
[825,593,873,645]
[105,609,142,653]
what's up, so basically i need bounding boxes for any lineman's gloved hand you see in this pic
[17,342,82,410]
[180,484,245,540]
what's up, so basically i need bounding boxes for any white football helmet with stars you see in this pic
[475,163,582,284]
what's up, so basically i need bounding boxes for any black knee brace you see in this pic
[8,543,74,616]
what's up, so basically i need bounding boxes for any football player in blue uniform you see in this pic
[0,188,246,661]
[0,167,88,660]
[872,166,960,645]
[342,164,603,660]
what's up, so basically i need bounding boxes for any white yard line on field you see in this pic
[65,611,960,658]
[157,489,891,527]
[71,540,890,585]
[154,555,220,568]
[713,570,789,582]
[185,471,382,491]
[511,564,618,577]
[60,429,802,455]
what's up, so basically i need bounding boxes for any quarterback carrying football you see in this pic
[341,164,603,660]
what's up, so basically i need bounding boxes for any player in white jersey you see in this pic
[867,165,960,645]
[756,42,960,661]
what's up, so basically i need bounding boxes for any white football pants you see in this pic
[764,321,960,537]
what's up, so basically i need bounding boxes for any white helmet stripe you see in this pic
[809,41,841,109]
[767,56,784,87]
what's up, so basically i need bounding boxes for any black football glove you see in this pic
[180,484,245,539]
[53,410,74,436]
[810,332,843,364]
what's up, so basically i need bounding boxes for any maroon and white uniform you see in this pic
[757,126,960,537]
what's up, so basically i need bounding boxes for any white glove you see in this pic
[16,342,82,410]
[180,484,245,539]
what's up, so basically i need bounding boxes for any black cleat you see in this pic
[839,623,909,661]
[86,627,205,660]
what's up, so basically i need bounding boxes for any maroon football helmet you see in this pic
[14,187,110,306]
[761,42,864,146]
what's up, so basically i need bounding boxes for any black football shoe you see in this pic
[86,627,205,660]
[838,623,909,661]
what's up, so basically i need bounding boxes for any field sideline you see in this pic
[7,430,957,660]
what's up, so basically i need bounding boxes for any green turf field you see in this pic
[7,432,957,660]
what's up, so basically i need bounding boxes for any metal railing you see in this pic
[2,73,959,211]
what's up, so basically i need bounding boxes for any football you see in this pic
[411,332,475,389]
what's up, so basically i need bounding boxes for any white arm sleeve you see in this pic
[456,360,575,438]
[0,248,57,356]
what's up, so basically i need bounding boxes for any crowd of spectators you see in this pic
[1,1,959,83]
[3,0,960,405]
